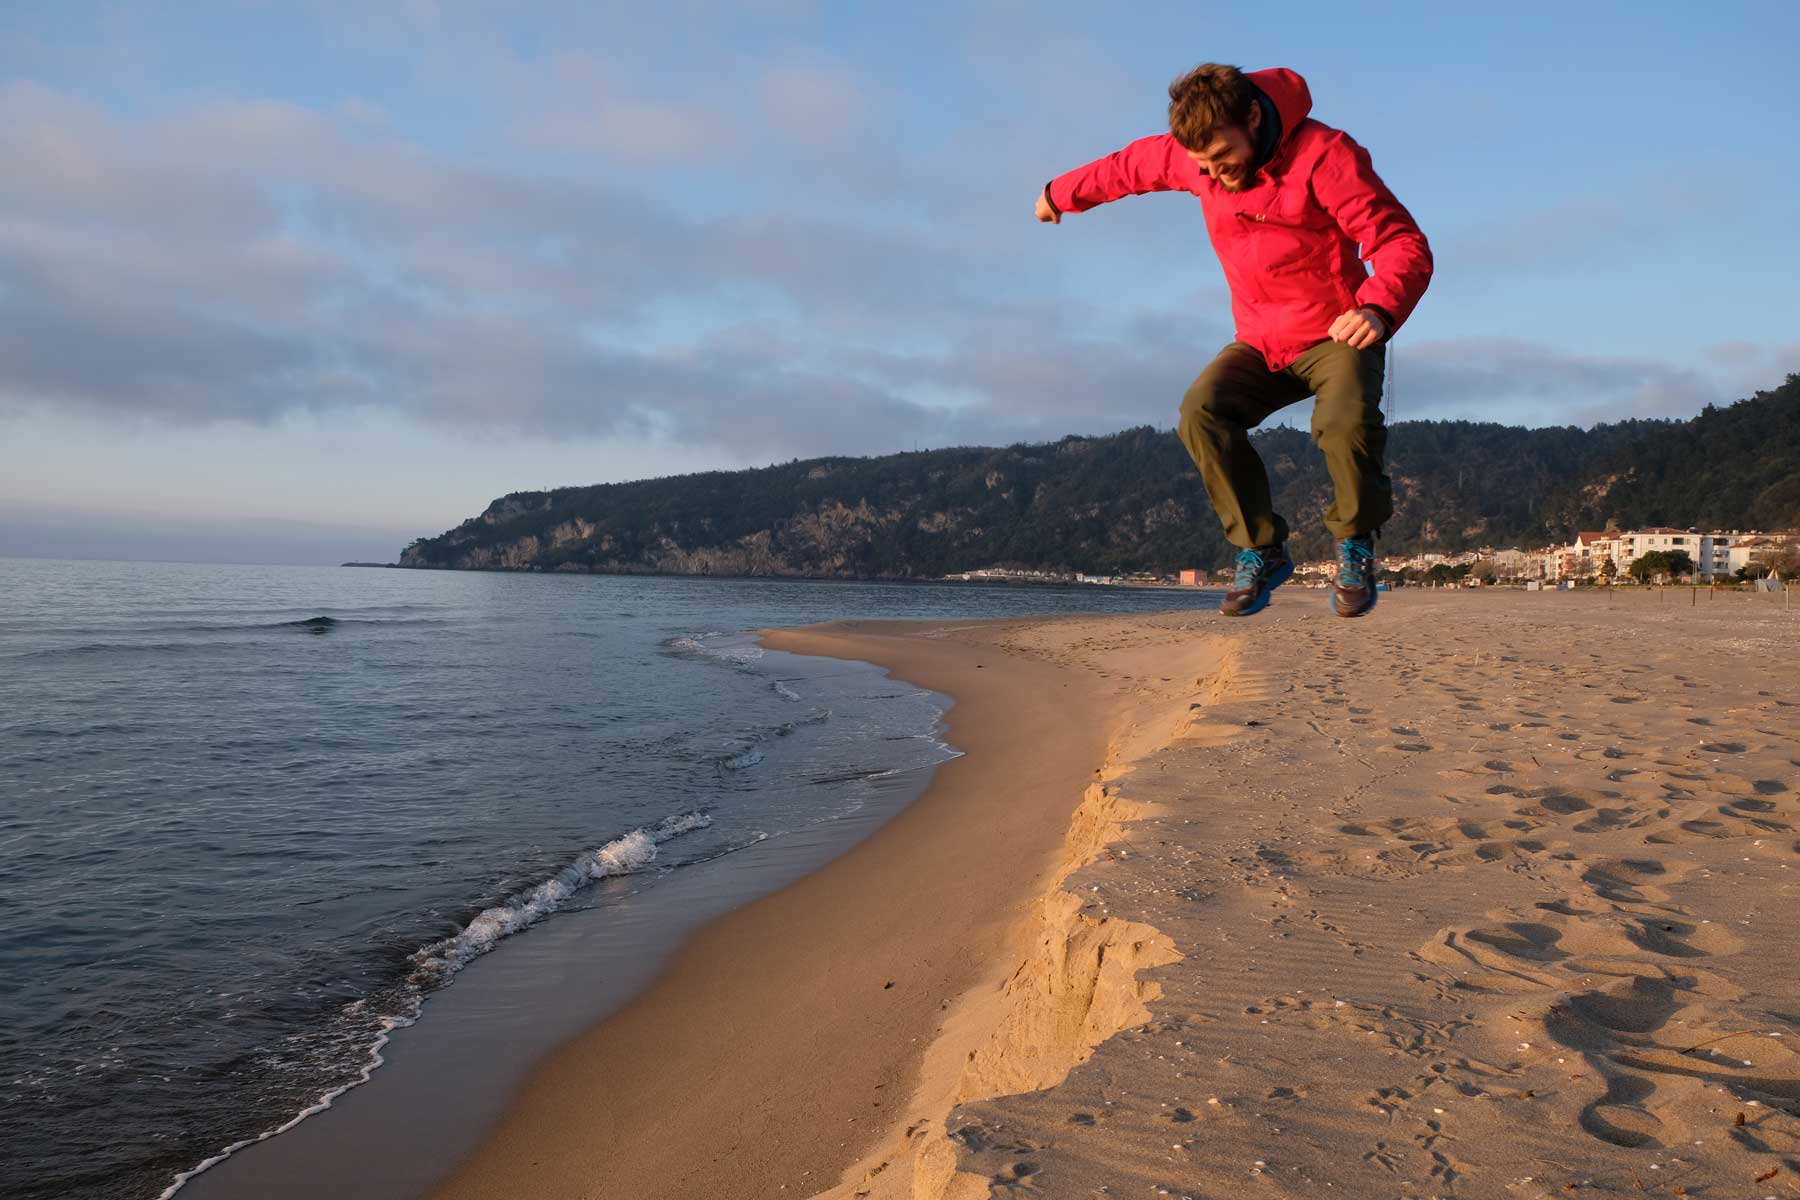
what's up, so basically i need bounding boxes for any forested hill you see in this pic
[398,374,1800,578]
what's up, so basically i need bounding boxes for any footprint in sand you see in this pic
[1618,916,1743,959]
[1571,808,1642,834]
[1536,896,1604,918]
[1716,802,1798,841]
[1562,974,1680,1035]
[1723,796,1792,818]
[1575,1072,1666,1148]
[1514,787,1636,827]
[1580,857,1685,905]
[1464,921,1566,962]
[1535,790,1596,814]
[1539,968,1800,1153]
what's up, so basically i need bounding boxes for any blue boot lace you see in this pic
[1337,536,1375,590]
[1233,548,1269,590]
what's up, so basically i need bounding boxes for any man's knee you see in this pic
[1312,418,1386,470]
[1179,378,1230,431]
[1310,403,1377,446]
[1310,379,1384,450]
[1181,365,1261,435]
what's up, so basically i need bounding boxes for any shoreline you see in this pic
[425,613,1222,1200]
[163,641,959,1200]
[428,591,1800,1198]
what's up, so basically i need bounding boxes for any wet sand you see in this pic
[427,614,1220,1199]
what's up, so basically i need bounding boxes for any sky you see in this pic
[1,0,1796,564]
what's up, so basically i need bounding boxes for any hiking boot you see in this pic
[1331,535,1378,618]
[1220,544,1294,617]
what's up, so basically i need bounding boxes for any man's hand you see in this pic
[1035,192,1061,224]
[1328,307,1388,349]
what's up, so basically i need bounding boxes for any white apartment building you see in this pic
[1726,535,1797,577]
[1698,530,1760,578]
[1611,527,1699,569]
[1539,527,1793,581]
[1553,531,1613,580]
[1489,548,1530,573]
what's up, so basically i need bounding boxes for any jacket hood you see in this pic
[1246,67,1312,148]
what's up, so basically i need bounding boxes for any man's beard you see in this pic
[1219,167,1256,193]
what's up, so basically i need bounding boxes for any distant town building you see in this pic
[1529,527,1797,582]
[940,528,1795,589]
[1727,535,1797,577]
[1490,548,1530,572]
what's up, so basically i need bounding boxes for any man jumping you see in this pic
[1035,64,1432,618]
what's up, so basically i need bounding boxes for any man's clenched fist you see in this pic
[1035,192,1061,223]
[1328,307,1388,349]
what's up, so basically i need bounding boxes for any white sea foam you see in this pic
[706,643,765,666]
[159,809,713,1200]
[661,632,765,668]
[718,747,765,771]
[157,1008,419,1200]
[771,679,802,702]
[409,811,712,983]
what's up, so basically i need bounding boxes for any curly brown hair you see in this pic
[1167,63,1256,151]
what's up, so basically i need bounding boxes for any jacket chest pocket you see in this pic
[1238,195,1331,277]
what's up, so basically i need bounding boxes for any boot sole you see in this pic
[1331,587,1379,618]
[1220,560,1295,617]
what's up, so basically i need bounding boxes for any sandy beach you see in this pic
[431,589,1800,1199]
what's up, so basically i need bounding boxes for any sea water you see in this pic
[0,558,1217,1200]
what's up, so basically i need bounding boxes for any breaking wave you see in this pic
[659,632,766,669]
[160,810,714,1199]
[408,811,713,984]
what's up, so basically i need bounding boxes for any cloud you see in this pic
[0,79,1069,451]
[503,52,724,160]
[0,56,1782,471]
[1432,166,1739,277]
[754,64,867,143]
[1385,336,1751,427]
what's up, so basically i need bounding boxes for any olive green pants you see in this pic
[1177,339,1391,550]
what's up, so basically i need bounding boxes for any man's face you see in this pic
[1184,104,1261,192]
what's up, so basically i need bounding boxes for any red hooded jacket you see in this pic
[1046,68,1432,371]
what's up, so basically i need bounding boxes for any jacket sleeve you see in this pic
[1311,132,1433,332]
[1046,133,1191,215]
